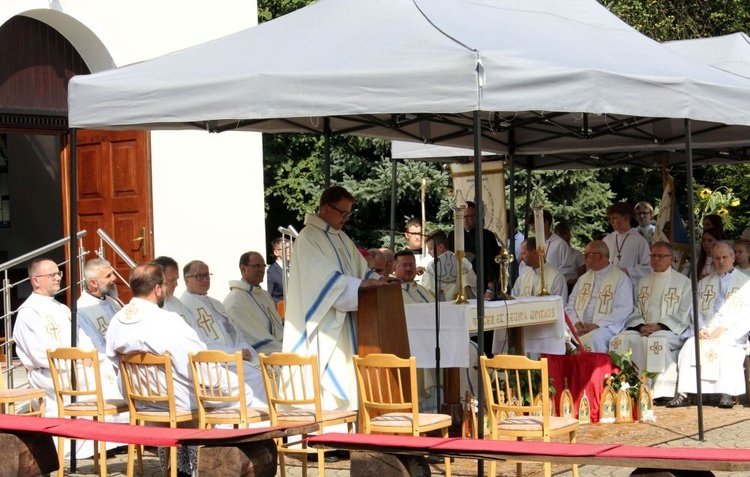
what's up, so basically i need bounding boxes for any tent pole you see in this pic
[685,118,704,441]
[474,111,486,456]
[524,159,532,238]
[389,157,397,249]
[508,130,517,285]
[323,118,331,187]
[69,127,79,472]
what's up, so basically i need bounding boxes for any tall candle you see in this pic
[454,208,465,251]
[534,208,546,244]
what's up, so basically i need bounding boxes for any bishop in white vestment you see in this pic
[672,241,750,406]
[609,242,692,399]
[566,240,633,353]
[282,186,384,411]
[224,251,284,355]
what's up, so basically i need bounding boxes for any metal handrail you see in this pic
[96,229,136,269]
[0,230,88,388]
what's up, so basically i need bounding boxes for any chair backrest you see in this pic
[188,350,246,423]
[118,351,177,421]
[353,353,418,425]
[47,347,104,415]
[258,352,321,423]
[480,355,551,434]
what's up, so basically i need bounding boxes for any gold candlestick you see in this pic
[494,246,515,300]
[536,246,549,296]
[454,250,469,304]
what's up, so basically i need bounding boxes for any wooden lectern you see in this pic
[356,283,410,358]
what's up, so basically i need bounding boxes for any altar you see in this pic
[404,295,565,367]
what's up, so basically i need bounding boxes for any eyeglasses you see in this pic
[650,254,673,259]
[582,252,601,258]
[327,203,353,218]
[34,270,63,279]
[186,273,212,280]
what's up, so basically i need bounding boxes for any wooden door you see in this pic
[62,130,153,303]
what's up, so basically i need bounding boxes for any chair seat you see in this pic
[0,389,46,400]
[135,409,197,419]
[371,412,452,428]
[204,406,270,421]
[498,415,579,432]
[65,399,129,413]
[277,409,356,423]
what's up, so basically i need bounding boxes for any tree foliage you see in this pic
[260,0,750,258]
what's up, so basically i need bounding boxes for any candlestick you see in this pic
[454,250,469,304]
[454,206,465,251]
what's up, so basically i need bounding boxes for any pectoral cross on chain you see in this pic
[196,308,220,340]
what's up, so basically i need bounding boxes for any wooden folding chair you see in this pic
[481,355,579,477]
[0,369,45,416]
[259,352,356,477]
[188,349,269,428]
[47,347,128,477]
[119,351,197,477]
[353,353,452,477]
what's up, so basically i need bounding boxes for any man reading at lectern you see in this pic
[282,186,384,411]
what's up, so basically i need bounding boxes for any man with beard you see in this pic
[77,259,121,354]
[153,255,192,323]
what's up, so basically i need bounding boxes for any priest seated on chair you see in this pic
[565,240,633,353]
[609,241,692,404]
[668,241,750,409]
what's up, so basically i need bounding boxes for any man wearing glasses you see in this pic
[282,185,385,412]
[13,257,70,416]
[224,251,284,355]
[609,242,692,404]
[180,259,267,405]
[565,240,633,352]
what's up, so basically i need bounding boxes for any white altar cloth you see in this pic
[405,296,565,367]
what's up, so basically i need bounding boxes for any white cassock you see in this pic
[282,213,381,411]
[545,233,577,283]
[609,269,692,398]
[77,292,125,401]
[565,265,633,352]
[13,292,71,417]
[421,251,476,302]
[603,228,652,285]
[493,263,568,356]
[162,295,192,324]
[180,291,267,406]
[223,280,284,355]
[676,270,750,396]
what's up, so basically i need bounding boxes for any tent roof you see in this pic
[69,0,750,159]
[664,32,750,79]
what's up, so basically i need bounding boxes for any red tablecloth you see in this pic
[544,352,612,423]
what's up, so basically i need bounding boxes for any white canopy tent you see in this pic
[68,0,750,441]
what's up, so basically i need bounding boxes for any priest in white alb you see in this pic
[609,241,692,401]
[180,260,267,405]
[282,186,385,411]
[493,237,568,356]
[603,202,652,286]
[13,258,71,416]
[224,251,284,355]
[393,249,434,304]
[668,241,750,409]
[154,255,193,324]
[565,240,633,352]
